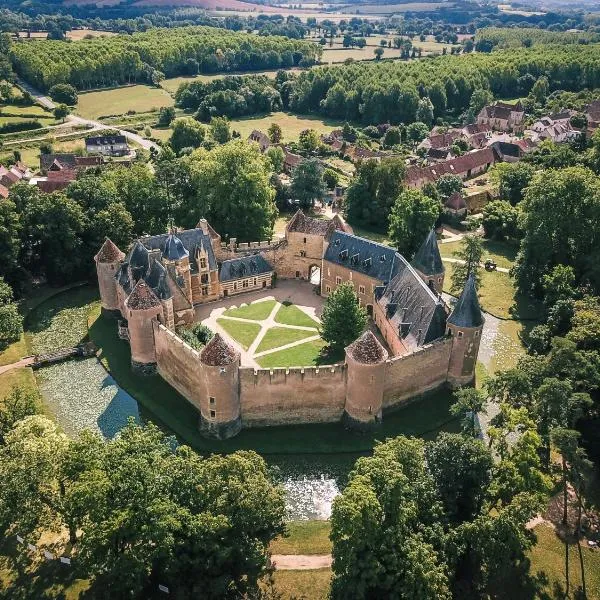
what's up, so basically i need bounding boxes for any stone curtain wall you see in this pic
[239,365,347,427]
[382,338,453,408]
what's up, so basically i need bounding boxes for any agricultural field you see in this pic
[76,86,174,120]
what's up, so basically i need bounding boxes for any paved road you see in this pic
[17,78,160,152]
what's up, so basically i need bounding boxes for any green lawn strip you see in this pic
[526,525,600,599]
[216,318,261,350]
[255,327,317,354]
[257,339,326,369]
[223,299,277,321]
[270,568,331,600]
[270,521,332,555]
[274,304,319,328]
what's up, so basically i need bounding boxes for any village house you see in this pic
[444,191,468,218]
[85,135,129,157]
[248,130,271,152]
[0,162,31,198]
[528,113,581,144]
[477,101,525,133]
[586,100,600,135]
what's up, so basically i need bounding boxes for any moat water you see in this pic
[36,357,351,519]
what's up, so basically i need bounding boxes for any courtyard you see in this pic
[196,280,329,368]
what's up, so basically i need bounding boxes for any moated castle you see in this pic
[95,210,484,439]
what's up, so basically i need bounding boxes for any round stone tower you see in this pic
[199,334,241,440]
[94,238,125,317]
[125,280,163,375]
[343,330,388,431]
[446,274,485,387]
[411,229,445,295]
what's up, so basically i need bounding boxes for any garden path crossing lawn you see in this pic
[255,326,318,354]
[275,303,319,328]
[76,85,174,120]
[223,299,277,321]
[216,318,261,350]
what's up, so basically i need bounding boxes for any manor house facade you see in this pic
[95,211,484,439]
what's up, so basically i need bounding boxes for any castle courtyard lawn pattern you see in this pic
[223,299,277,321]
[274,304,320,328]
[256,327,318,354]
[216,319,261,350]
[257,339,327,369]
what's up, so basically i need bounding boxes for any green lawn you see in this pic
[270,569,331,600]
[216,318,261,350]
[257,339,328,369]
[271,521,332,555]
[439,238,519,270]
[274,304,319,328]
[223,299,276,321]
[255,327,317,354]
[76,85,173,120]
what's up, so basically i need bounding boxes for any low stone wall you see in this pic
[239,364,347,427]
[383,337,452,409]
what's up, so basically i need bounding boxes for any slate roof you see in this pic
[95,238,124,263]
[86,135,128,146]
[324,231,399,283]
[144,259,172,300]
[40,153,77,171]
[142,227,217,272]
[128,241,150,283]
[220,255,273,282]
[377,256,448,347]
[448,274,484,328]
[126,280,161,310]
[162,233,189,261]
[412,230,444,276]
[115,262,132,295]
[200,333,238,366]
[347,330,387,364]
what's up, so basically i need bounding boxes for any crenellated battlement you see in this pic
[239,363,346,386]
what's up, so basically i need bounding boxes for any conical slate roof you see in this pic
[200,333,238,366]
[448,274,484,328]
[162,233,189,261]
[411,229,444,276]
[95,238,124,263]
[347,330,388,364]
[126,280,160,311]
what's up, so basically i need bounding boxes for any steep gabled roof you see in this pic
[144,259,172,301]
[445,191,467,211]
[200,333,238,366]
[126,280,160,311]
[162,233,189,261]
[448,274,484,328]
[412,230,444,275]
[95,238,124,263]
[220,254,273,282]
[347,330,387,364]
[128,240,150,282]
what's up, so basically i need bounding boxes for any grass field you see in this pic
[275,304,319,328]
[271,520,332,555]
[76,86,173,120]
[257,338,327,368]
[216,318,261,350]
[256,326,316,354]
[439,238,519,270]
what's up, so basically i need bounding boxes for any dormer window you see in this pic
[380,255,386,262]
[339,249,348,260]
[334,239,340,246]
[363,258,372,268]
[200,258,207,269]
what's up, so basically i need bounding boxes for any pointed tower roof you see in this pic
[162,233,189,261]
[200,333,239,366]
[346,330,388,364]
[411,229,444,276]
[448,274,484,328]
[95,238,124,263]
[126,280,160,311]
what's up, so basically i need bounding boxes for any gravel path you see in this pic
[271,555,332,570]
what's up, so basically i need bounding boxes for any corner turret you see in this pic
[94,238,125,317]
[446,274,484,387]
[199,334,241,439]
[411,229,445,294]
[161,232,193,304]
[343,330,388,430]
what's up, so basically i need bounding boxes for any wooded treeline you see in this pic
[10,26,321,91]
[474,26,600,50]
[289,44,600,124]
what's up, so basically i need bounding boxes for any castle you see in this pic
[95,210,484,439]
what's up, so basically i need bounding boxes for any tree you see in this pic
[53,103,69,122]
[179,140,277,241]
[383,126,401,148]
[436,174,462,200]
[374,47,384,60]
[345,157,405,231]
[323,168,340,190]
[290,158,326,209]
[450,234,483,294]
[0,385,40,445]
[451,387,486,438]
[299,128,320,152]
[416,97,434,126]
[0,278,22,350]
[491,162,535,205]
[320,282,367,352]
[0,199,22,281]
[530,75,549,105]
[209,116,231,144]
[157,106,176,127]
[170,117,206,154]
[469,88,493,115]
[265,146,285,173]
[406,121,430,148]
[388,189,440,259]
[48,83,77,105]
[268,123,282,143]
[482,200,519,240]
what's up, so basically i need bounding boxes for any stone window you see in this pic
[201,273,209,284]
[326,285,331,293]
[300,250,306,258]
[243,279,249,288]
[233,282,237,290]
[209,396,215,406]
[438,277,442,283]
[359,285,365,294]
[209,409,216,419]
[296,271,300,278]
[202,286,208,296]
[474,330,479,337]
[303,237,307,243]
[458,331,463,338]
[253,277,257,286]
[336,276,342,285]
[200,258,207,269]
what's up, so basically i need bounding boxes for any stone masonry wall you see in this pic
[321,260,380,310]
[239,365,347,427]
[383,338,453,409]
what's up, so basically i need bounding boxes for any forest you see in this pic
[9,26,321,91]
[289,44,600,124]
[474,26,600,50]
